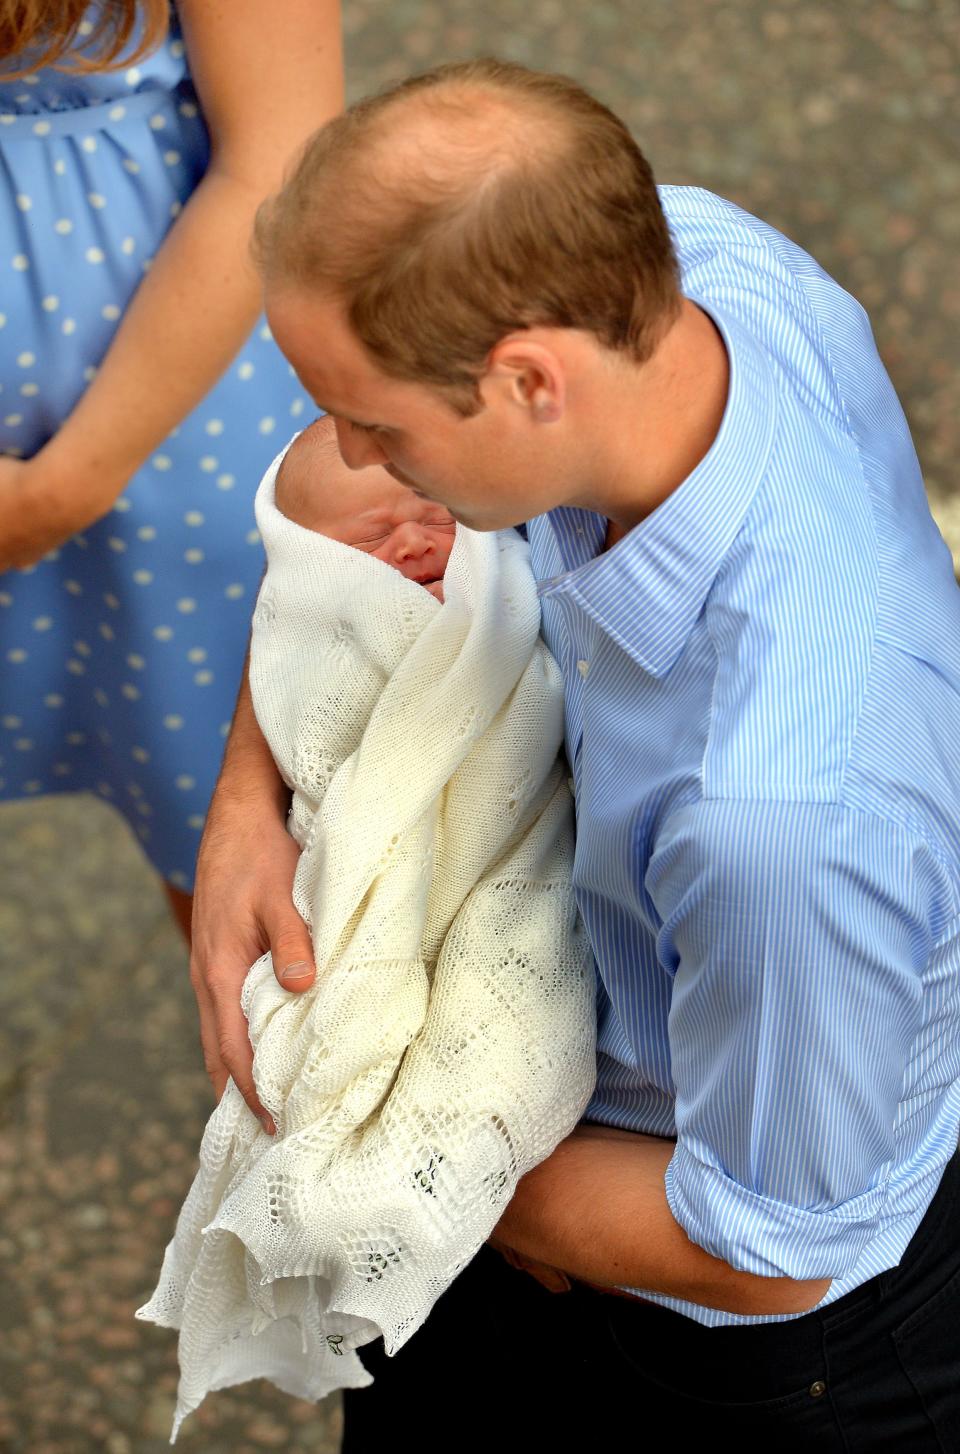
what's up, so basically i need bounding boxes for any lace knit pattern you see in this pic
[137,448,596,1438]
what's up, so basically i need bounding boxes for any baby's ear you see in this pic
[274,459,292,515]
[274,457,306,526]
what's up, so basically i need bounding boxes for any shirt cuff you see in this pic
[665,1142,889,1282]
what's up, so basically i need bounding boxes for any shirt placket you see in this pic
[556,595,591,793]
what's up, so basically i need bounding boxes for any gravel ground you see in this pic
[2,2,958,1449]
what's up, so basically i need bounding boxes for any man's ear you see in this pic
[483,336,566,423]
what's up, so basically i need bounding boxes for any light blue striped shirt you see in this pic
[527,186,960,1325]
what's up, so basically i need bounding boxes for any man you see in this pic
[190,60,960,1448]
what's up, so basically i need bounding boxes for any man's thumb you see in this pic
[272,922,316,992]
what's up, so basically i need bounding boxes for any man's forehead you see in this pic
[267,284,345,355]
[267,289,400,414]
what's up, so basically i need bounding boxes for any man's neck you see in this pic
[584,299,730,537]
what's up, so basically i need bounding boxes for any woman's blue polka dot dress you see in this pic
[0,13,312,890]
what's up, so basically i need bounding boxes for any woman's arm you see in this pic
[0,0,342,569]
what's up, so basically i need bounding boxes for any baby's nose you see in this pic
[394,524,434,561]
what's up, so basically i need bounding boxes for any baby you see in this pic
[273,416,452,599]
[139,416,596,1440]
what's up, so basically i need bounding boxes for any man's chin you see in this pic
[450,510,525,533]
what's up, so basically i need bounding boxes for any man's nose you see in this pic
[333,417,387,469]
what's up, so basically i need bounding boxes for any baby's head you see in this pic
[275,416,455,601]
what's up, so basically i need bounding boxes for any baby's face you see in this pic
[275,420,456,600]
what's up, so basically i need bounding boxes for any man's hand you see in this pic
[189,669,317,1134]
[488,1237,572,1293]
[493,1123,832,1316]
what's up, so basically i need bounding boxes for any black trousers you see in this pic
[342,1153,960,1452]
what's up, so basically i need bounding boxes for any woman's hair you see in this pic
[255,58,681,416]
[1,0,169,77]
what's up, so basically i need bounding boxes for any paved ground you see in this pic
[1,1,958,1449]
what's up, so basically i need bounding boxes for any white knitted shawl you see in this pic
[137,450,596,1439]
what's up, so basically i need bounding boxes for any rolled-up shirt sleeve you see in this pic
[646,798,949,1283]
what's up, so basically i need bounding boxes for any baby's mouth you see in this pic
[405,564,445,598]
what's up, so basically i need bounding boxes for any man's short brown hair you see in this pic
[255,58,681,415]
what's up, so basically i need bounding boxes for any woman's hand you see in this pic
[0,453,117,572]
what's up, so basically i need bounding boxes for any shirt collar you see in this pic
[538,298,779,677]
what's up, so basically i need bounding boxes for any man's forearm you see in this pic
[215,659,288,815]
[494,1125,831,1316]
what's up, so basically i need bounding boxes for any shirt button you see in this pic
[567,777,576,794]
[576,659,590,678]
[808,1381,827,1399]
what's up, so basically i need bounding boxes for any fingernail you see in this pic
[259,1112,276,1136]
[281,961,313,984]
